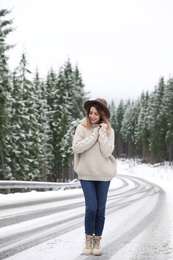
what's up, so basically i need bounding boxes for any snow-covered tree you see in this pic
[44,68,58,181]
[32,71,54,180]
[8,53,50,180]
[162,78,173,164]
[136,91,150,160]
[147,77,167,163]
[121,100,140,158]
[115,99,125,157]
[0,8,14,179]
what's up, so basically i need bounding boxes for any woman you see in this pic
[72,98,117,256]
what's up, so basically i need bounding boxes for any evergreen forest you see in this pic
[0,9,173,182]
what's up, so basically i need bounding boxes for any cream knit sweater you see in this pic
[72,123,117,181]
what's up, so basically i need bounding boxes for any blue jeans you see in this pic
[80,180,110,236]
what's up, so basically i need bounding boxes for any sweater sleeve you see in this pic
[72,124,99,154]
[98,128,115,157]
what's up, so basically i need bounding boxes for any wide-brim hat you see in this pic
[84,98,110,118]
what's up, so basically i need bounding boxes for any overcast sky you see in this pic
[1,0,173,103]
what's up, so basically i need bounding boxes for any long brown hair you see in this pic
[81,104,111,133]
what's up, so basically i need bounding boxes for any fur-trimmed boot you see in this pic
[83,235,93,256]
[92,235,102,256]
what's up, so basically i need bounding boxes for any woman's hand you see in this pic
[99,123,107,134]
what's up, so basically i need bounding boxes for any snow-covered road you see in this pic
[0,160,173,260]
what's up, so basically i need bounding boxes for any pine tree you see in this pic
[9,53,48,180]
[121,100,140,158]
[32,71,54,180]
[0,8,14,179]
[56,60,77,181]
[136,91,150,161]
[162,78,173,164]
[52,66,67,181]
[44,68,58,181]
[148,77,166,163]
[116,100,126,157]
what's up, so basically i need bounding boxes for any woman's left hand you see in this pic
[99,123,107,133]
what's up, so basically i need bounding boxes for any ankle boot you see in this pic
[83,235,93,255]
[92,235,102,255]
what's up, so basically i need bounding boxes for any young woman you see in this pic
[72,98,117,256]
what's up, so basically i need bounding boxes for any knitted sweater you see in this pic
[72,123,117,181]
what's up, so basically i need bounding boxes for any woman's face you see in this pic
[89,106,101,124]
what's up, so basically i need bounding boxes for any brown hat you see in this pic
[84,98,110,118]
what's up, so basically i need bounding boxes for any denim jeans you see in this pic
[80,180,110,236]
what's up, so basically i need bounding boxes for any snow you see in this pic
[0,159,173,260]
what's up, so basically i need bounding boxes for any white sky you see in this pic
[1,0,173,103]
[1,160,173,259]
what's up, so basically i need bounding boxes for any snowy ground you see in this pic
[0,159,173,260]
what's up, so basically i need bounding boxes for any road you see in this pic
[0,174,172,260]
